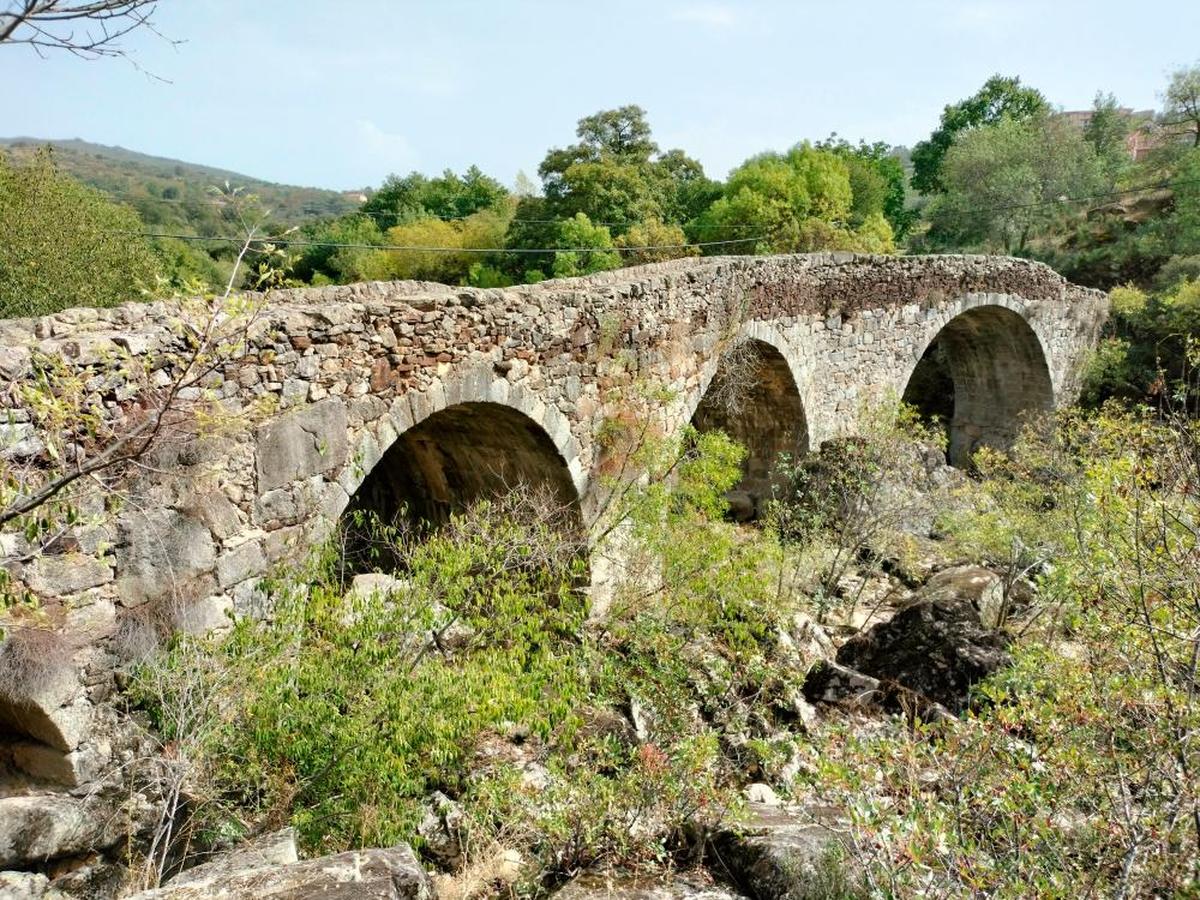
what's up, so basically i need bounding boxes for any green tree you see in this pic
[380,205,511,285]
[574,105,659,160]
[1083,92,1133,180]
[0,149,159,317]
[614,218,697,265]
[360,165,508,230]
[692,143,893,254]
[1163,148,1200,262]
[536,106,714,235]
[549,213,621,279]
[817,136,916,238]
[291,214,387,284]
[1161,63,1200,148]
[925,113,1103,254]
[911,75,1049,194]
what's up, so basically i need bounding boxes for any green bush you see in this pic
[811,408,1200,896]
[0,149,159,317]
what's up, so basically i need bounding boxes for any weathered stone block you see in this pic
[255,397,349,492]
[25,554,113,598]
[129,844,431,899]
[0,794,123,868]
[115,508,216,605]
[216,541,266,588]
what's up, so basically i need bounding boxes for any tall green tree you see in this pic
[691,143,894,254]
[549,213,621,279]
[536,105,712,233]
[1083,92,1133,180]
[291,214,388,285]
[925,113,1103,254]
[1161,63,1200,148]
[0,149,159,317]
[815,136,915,237]
[911,75,1049,194]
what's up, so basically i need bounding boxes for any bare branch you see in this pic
[0,0,175,63]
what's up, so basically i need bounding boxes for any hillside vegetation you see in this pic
[0,137,365,229]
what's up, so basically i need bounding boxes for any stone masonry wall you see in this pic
[0,254,1106,847]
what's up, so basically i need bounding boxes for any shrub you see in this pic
[809,407,1200,896]
[0,148,159,317]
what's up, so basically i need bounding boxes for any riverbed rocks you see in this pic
[553,872,747,900]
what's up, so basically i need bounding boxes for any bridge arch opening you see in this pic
[691,338,809,519]
[902,305,1053,467]
[341,401,583,568]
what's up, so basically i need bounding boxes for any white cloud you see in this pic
[354,120,420,172]
[672,4,738,28]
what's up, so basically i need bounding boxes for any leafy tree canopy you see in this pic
[911,75,1049,194]
[816,135,916,238]
[537,106,713,234]
[0,149,159,317]
[1083,92,1134,180]
[1161,63,1200,148]
[924,113,1103,254]
[691,143,893,255]
[360,165,508,230]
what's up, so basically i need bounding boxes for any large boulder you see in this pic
[709,803,856,900]
[0,631,90,752]
[922,565,1005,628]
[128,844,431,899]
[833,585,1011,713]
[167,828,298,887]
[0,871,72,899]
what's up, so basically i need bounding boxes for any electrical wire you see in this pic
[132,232,767,254]
[118,194,768,231]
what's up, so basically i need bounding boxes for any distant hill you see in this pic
[0,137,366,233]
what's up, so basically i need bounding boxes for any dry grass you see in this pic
[0,623,75,702]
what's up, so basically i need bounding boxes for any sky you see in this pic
[3,0,1198,192]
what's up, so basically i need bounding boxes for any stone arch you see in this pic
[346,400,582,529]
[332,370,586,563]
[689,329,810,517]
[902,301,1054,466]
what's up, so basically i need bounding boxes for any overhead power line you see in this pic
[948,175,1200,215]
[133,232,767,254]
[120,194,767,232]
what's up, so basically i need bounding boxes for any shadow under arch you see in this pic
[690,337,809,518]
[902,304,1054,467]
[341,401,585,570]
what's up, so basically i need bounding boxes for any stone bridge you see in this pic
[1,253,1107,625]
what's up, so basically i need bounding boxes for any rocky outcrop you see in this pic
[833,581,1012,713]
[0,794,126,869]
[165,828,298,888]
[553,872,747,900]
[128,843,431,899]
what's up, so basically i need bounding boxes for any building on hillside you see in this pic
[1058,108,1166,161]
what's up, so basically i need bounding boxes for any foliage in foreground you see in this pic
[130,429,819,888]
[811,407,1200,897]
[127,397,1200,897]
[1083,276,1200,409]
